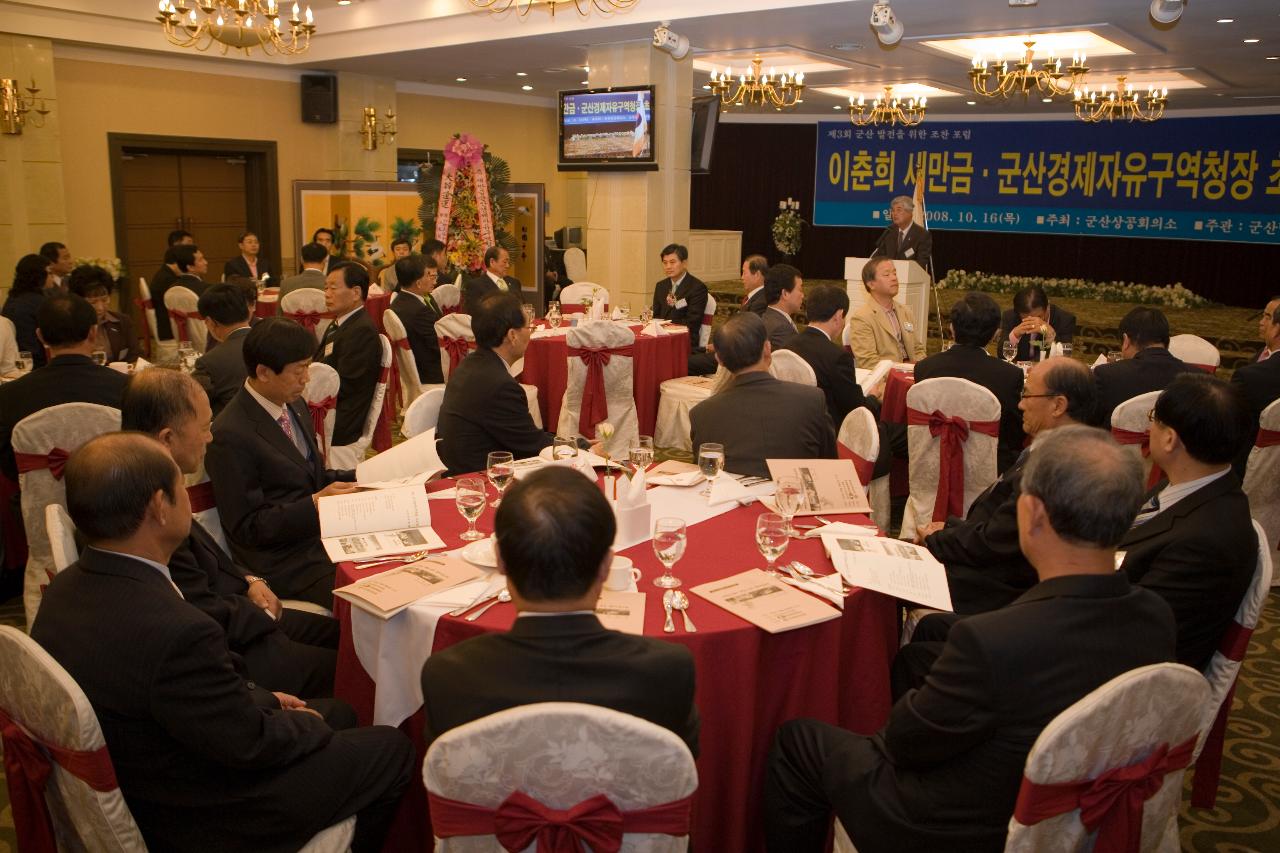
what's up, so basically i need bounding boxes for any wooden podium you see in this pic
[844,257,932,328]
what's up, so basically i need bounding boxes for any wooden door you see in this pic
[179,155,247,282]
[119,153,182,289]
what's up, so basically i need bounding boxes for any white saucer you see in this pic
[461,537,497,568]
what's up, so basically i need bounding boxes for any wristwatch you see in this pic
[245,575,270,590]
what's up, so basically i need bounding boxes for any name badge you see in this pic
[675,298,688,310]
[324,342,335,358]
[904,322,914,333]
[904,248,915,258]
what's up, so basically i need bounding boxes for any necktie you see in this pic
[426,294,439,315]
[277,411,295,444]
[1132,492,1161,526]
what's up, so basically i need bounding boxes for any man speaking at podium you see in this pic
[872,195,932,273]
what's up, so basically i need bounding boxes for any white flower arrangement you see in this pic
[937,269,1214,309]
[771,199,805,257]
[74,257,125,280]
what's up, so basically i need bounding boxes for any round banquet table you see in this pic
[332,475,898,853]
[519,322,690,437]
[254,287,278,319]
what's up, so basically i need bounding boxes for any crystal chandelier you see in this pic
[1074,77,1168,123]
[848,86,926,127]
[710,57,805,111]
[156,1,316,56]
[969,41,1088,100]
[468,0,638,15]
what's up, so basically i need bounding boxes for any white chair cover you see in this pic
[655,377,713,452]
[14,403,121,626]
[768,349,818,386]
[302,362,341,466]
[137,276,172,363]
[435,313,475,382]
[1110,391,1162,488]
[162,285,207,354]
[329,335,392,470]
[0,314,18,376]
[521,384,544,431]
[699,294,716,349]
[1005,663,1209,853]
[900,377,1000,542]
[424,702,697,853]
[564,247,589,282]
[403,386,446,439]
[281,288,332,345]
[382,303,423,409]
[433,283,462,313]
[1168,334,1221,372]
[1242,399,1280,581]
[558,321,638,456]
[837,408,889,524]
[559,282,610,312]
[45,504,78,574]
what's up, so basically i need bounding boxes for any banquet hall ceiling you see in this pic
[5,0,1280,116]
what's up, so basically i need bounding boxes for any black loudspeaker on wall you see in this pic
[300,74,338,124]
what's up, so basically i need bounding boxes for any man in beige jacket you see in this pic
[848,257,927,369]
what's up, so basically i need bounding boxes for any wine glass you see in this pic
[522,304,535,325]
[1001,339,1017,362]
[629,435,654,472]
[697,442,725,498]
[618,302,631,320]
[91,350,108,367]
[15,351,32,375]
[177,341,194,372]
[455,477,487,541]
[547,306,562,329]
[486,451,514,508]
[773,476,804,537]
[652,517,687,589]
[552,435,578,462]
[639,306,654,325]
[756,513,790,577]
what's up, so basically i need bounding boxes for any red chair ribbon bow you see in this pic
[837,442,875,487]
[441,336,476,375]
[429,789,693,853]
[374,365,396,453]
[14,448,71,481]
[905,408,999,521]
[284,310,333,335]
[186,480,216,513]
[1190,363,1218,374]
[1255,427,1280,448]
[165,308,202,345]
[0,707,120,853]
[1014,735,1197,853]
[307,396,337,463]
[567,344,634,438]
[1109,427,1164,489]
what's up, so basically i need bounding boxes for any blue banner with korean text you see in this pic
[813,116,1280,245]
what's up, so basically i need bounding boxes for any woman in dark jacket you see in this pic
[68,265,135,362]
[2,254,51,368]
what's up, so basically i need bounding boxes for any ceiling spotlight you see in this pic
[1149,0,1184,24]
[869,2,903,47]
[1244,39,1260,44]
[456,77,467,82]
[653,22,690,60]
[521,84,533,91]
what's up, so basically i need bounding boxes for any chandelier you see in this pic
[2,78,51,136]
[848,86,926,127]
[156,1,316,56]
[710,57,805,111]
[1074,77,1168,123]
[969,41,1088,100]
[468,0,638,15]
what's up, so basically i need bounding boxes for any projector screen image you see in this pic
[559,86,655,169]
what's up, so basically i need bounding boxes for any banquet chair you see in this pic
[433,283,462,314]
[1168,334,1221,373]
[381,305,425,409]
[769,349,818,386]
[45,504,78,574]
[699,294,717,349]
[558,320,639,455]
[655,367,730,451]
[1,315,20,376]
[424,702,697,853]
[1003,662,1209,852]
[1188,518,1273,808]
[162,285,207,354]
[900,377,1000,543]
[303,362,341,467]
[1110,391,1163,490]
[281,288,333,345]
[136,276,170,363]
[403,386,446,439]
[435,313,475,381]
[329,335,392,470]
[564,246,589,283]
[0,626,355,853]
[1241,399,1280,577]
[837,408,888,524]
[558,282,610,314]
[13,402,121,627]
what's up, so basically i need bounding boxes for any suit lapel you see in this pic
[241,393,315,474]
[872,302,898,341]
[1122,472,1236,546]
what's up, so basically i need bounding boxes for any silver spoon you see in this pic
[662,589,676,633]
[672,590,697,632]
[792,561,853,595]
[465,589,511,621]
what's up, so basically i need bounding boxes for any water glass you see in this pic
[486,451,514,508]
[652,517,687,589]
[1001,340,1017,362]
[455,477,487,541]
[547,308,562,329]
[91,350,108,367]
[618,302,631,320]
[522,304,535,325]
[1060,343,1073,359]
[552,435,579,462]
[697,442,725,498]
[756,513,790,576]
[773,476,804,536]
[639,307,654,324]
[629,435,654,472]
[15,351,32,374]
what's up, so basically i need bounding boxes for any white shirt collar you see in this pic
[745,285,763,302]
[487,270,505,286]
[670,273,687,289]
[1155,467,1232,515]
[244,380,286,422]
[88,546,184,599]
[333,306,362,327]
[768,305,796,326]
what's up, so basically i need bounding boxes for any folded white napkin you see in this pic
[1092,352,1108,368]
[648,470,704,488]
[426,488,458,500]
[780,572,845,608]
[108,362,131,374]
[134,357,153,372]
[641,318,665,337]
[1051,342,1064,357]
[618,468,648,508]
[708,476,776,506]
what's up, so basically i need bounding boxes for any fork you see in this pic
[350,549,429,567]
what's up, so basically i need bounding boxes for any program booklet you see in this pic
[319,484,446,562]
[820,533,954,611]
[690,569,841,634]
[763,459,871,515]
[354,437,446,489]
[594,591,646,635]
[332,556,484,619]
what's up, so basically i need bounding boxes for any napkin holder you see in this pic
[610,498,651,549]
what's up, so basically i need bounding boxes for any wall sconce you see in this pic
[359,105,397,151]
[2,78,51,135]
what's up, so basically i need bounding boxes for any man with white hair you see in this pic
[872,194,932,272]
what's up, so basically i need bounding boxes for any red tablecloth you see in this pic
[520,324,689,436]
[255,288,278,319]
[333,477,898,853]
[881,367,916,425]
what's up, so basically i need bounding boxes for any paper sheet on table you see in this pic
[321,526,446,562]
[643,485,740,530]
[764,459,871,515]
[648,460,704,487]
[595,591,646,635]
[820,533,953,611]
[355,437,445,487]
[691,569,841,634]
[333,556,484,619]
[707,475,776,507]
[856,359,894,395]
[805,522,880,541]
[319,484,445,561]
[427,488,457,500]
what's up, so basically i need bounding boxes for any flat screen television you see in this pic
[558,85,657,171]
[690,95,719,174]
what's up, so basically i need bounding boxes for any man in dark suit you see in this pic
[206,318,359,606]
[438,293,553,474]
[1121,373,1257,671]
[318,262,383,446]
[1252,296,1280,364]
[997,285,1077,363]
[765,425,1176,853]
[31,433,412,853]
[779,284,870,428]
[651,243,708,340]
[1230,298,1280,475]
[123,369,340,699]
[193,283,253,417]
[688,253,768,376]
[278,242,329,302]
[915,292,1026,472]
[390,253,444,384]
[690,312,836,479]
[872,195,932,273]
[148,230,193,342]
[762,262,803,348]
[462,245,521,314]
[422,466,699,755]
[1094,307,1197,426]
[0,293,128,481]
[311,227,337,276]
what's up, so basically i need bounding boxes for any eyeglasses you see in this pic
[1020,389,1061,400]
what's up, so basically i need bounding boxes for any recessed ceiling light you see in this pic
[1245,38,1261,43]
[583,65,590,72]
[966,100,976,105]
[702,84,711,90]
[516,72,528,77]
[1217,18,1234,24]
[1268,56,1280,60]
[922,30,1132,61]
[521,84,533,91]
[1042,97,1053,102]
[833,105,842,110]
[581,80,589,85]
[337,0,351,5]
[456,77,467,82]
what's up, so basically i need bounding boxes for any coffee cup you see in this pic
[604,556,641,591]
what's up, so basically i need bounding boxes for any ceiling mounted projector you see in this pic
[653,22,691,60]
[1149,0,1185,24]
[870,2,904,46]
